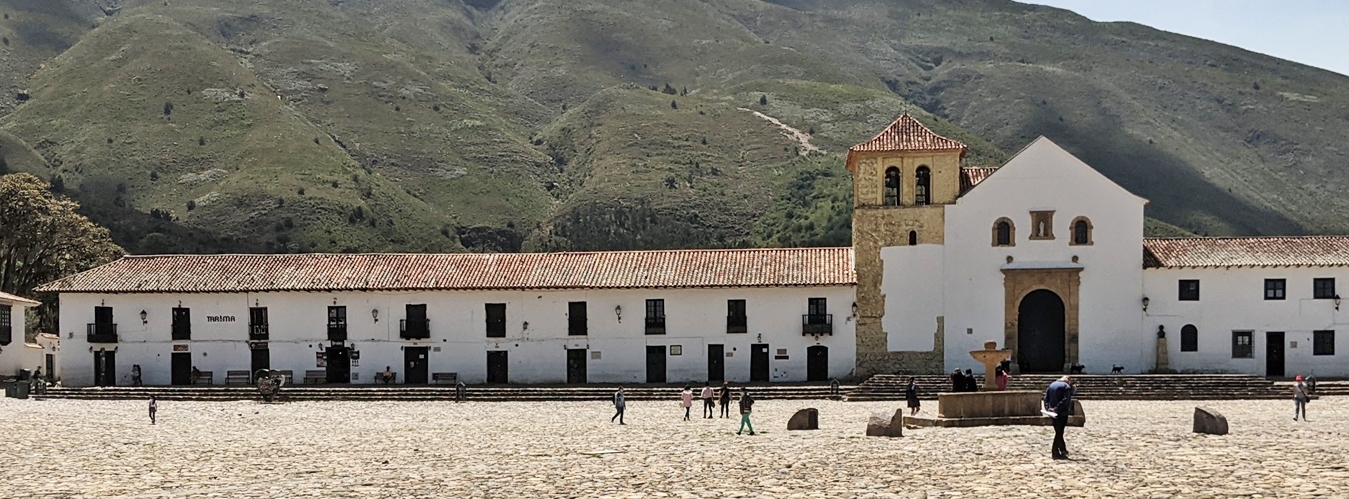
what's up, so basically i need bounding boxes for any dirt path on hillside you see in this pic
[739,108,823,155]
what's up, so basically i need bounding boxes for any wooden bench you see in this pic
[273,370,294,385]
[303,370,327,384]
[375,371,397,384]
[432,372,458,385]
[225,370,252,385]
[191,371,214,385]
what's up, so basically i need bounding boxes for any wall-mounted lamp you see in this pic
[371,308,379,323]
[1141,296,1150,312]
[851,302,858,317]
[615,305,622,323]
[1335,294,1342,311]
[756,333,762,343]
[523,321,530,331]
[140,310,148,325]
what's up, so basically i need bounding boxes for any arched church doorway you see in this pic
[1017,289,1066,373]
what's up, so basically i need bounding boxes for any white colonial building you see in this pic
[0,291,56,379]
[38,249,855,386]
[36,116,1349,385]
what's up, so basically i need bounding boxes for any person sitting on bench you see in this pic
[376,366,396,384]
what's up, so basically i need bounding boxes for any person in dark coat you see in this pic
[1043,376,1075,459]
[718,381,732,418]
[950,369,962,392]
[905,377,921,415]
[964,369,977,391]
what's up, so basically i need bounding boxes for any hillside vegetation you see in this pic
[2,0,1347,254]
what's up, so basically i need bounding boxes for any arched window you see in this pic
[991,218,1015,247]
[908,230,918,246]
[914,166,931,205]
[1180,324,1198,352]
[883,167,901,206]
[1070,217,1093,245]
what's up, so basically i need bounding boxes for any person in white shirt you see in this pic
[700,382,715,419]
[1293,375,1310,421]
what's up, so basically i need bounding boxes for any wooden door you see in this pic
[404,347,429,384]
[807,345,828,381]
[646,345,666,383]
[566,348,587,384]
[486,351,509,384]
[171,352,192,385]
[750,343,769,382]
[707,344,724,381]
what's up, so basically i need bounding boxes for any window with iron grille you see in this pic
[1313,330,1335,356]
[171,307,191,340]
[327,306,347,340]
[486,303,506,337]
[1314,278,1336,299]
[1178,280,1200,301]
[645,299,665,334]
[727,299,747,333]
[1232,331,1253,358]
[249,307,269,340]
[1264,279,1285,300]
[568,302,587,336]
[1180,324,1198,352]
[0,304,11,346]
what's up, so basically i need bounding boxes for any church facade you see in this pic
[38,116,1349,385]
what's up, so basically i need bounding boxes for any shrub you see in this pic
[150,171,159,181]
[163,101,174,115]
[198,136,206,146]
[330,181,339,188]
[759,95,767,106]
[670,100,678,109]
[313,136,321,145]
[186,200,196,211]
[0,157,7,175]
[296,187,305,195]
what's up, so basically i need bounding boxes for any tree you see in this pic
[0,173,124,335]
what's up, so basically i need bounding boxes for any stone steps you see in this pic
[36,384,851,402]
[845,374,1291,401]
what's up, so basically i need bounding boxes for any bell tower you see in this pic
[847,114,967,376]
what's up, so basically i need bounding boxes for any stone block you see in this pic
[1193,407,1228,435]
[866,411,889,436]
[888,409,904,437]
[787,408,819,431]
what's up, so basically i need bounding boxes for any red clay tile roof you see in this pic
[1144,236,1349,268]
[0,291,40,306]
[846,114,967,171]
[36,248,856,293]
[959,167,998,195]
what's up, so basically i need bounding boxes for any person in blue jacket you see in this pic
[1043,376,1075,460]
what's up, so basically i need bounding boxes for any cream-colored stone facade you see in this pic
[851,146,963,376]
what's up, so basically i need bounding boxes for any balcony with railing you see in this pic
[645,316,666,335]
[568,318,588,336]
[802,314,833,336]
[727,315,748,334]
[400,319,430,339]
[249,324,269,341]
[328,322,347,341]
[87,323,119,343]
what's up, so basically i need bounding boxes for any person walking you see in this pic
[148,396,158,425]
[1043,376,1075,460]
[681,385,694,421]
[905,377,921,415]
[1294,375,1310,421]
[700,382,715,419]
[611,387,626,425]
[718,381,732,418]
[736,387,755,435]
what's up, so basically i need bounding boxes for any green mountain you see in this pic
[1,0,1345,254]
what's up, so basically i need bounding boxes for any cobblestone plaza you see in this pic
[2,397,1346,498]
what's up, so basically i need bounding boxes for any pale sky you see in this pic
[1018,1,1349,76]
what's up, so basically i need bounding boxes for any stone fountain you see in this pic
[970,340,1011,391]
[904,340,1085,428]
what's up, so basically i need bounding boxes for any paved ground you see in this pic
[2,397,1346,498]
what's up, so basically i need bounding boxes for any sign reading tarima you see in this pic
[206,316,236,323]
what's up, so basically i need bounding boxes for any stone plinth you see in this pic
[1193,407,1228,435]
[937,390,1041,419]
[788,408,819,430]
[906,390,1086,428]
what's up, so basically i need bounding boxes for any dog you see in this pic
[1069,363,1085,374]
[1111,364,1124,374]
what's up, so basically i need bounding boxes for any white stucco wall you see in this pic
[56,286,856,386]
[939,138,1149,374]
[0,300,43,378]
[1145,267,1349,377]
[882,244,944,351]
